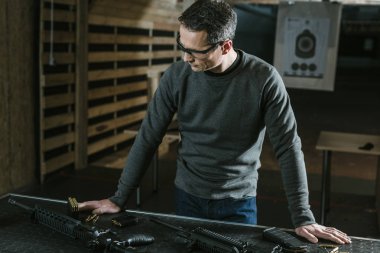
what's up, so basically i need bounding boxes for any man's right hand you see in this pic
[78,199,121,214]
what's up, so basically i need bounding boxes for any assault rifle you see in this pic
[150,217,253,253]
[9,198,153,252]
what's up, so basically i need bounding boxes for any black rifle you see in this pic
[8,198,153,252]
[150,217,252,253]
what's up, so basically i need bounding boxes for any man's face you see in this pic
[178,25,224,72]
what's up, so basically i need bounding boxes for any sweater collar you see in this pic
[204,49,242,77]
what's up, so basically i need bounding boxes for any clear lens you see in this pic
[176,35,219,59]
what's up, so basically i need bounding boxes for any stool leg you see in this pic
[320,150,331,225]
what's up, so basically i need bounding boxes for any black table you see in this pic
[0,193,379,253]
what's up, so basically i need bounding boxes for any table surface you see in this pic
[316,131,380,155]
[1,193,380,253]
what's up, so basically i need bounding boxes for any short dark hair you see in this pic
[178,0,237,44]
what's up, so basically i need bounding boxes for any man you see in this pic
[79,0,350,245]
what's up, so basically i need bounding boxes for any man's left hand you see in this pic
[295,223,351,244]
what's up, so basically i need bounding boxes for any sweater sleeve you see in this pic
[109,70,177,207]
[262,68,316,227]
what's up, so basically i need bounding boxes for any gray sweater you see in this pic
[109,50,316,227]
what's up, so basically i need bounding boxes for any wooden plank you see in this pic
[88,34,175,45]
[111,0,177,5]
[88,131,137,155]
[152,37,176,44]
[44,151,75,174]
[43,132,75,151]
[89,14,154,30]
[43,93,74,108]
[43,31,75,43]
[154,22,179,31]
[147,64,171,77]
[43,9,75,23]
[88,34,152,44]
[44,0,76,5]
[88,95,148,118]
[93,0,181,20]
[90,5,178,24]
[88,111,146,137]
[88,51,180,63]
[91,146,131,169]
[75,0,88,169]
[88,66,149,81]
[44,72,75,86]
[44,112,75,130]
[88,81,147,100]
[94,0,180,12]
[42,52,75,65]
[88,64,171,82]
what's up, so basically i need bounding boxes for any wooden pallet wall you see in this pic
[39,0,181,180]
[40,0,77,180]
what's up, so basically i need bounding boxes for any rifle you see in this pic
[150,217,252,253]
[8,198,153,252]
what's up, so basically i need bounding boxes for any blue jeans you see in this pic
[175,187,257,224]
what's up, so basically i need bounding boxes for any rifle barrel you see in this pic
[8,198,33,212]
[150,217,186,233]
[9,193,67,204]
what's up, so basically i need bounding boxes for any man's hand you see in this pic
[78,199,121,214]
[295,223,351,244]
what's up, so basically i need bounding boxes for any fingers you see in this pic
[92,204,120,215]
[77,199,121,214]
[295,227,318,243]
[78,200,102,211]
[296,224,351,245]
[317,226,351,244]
